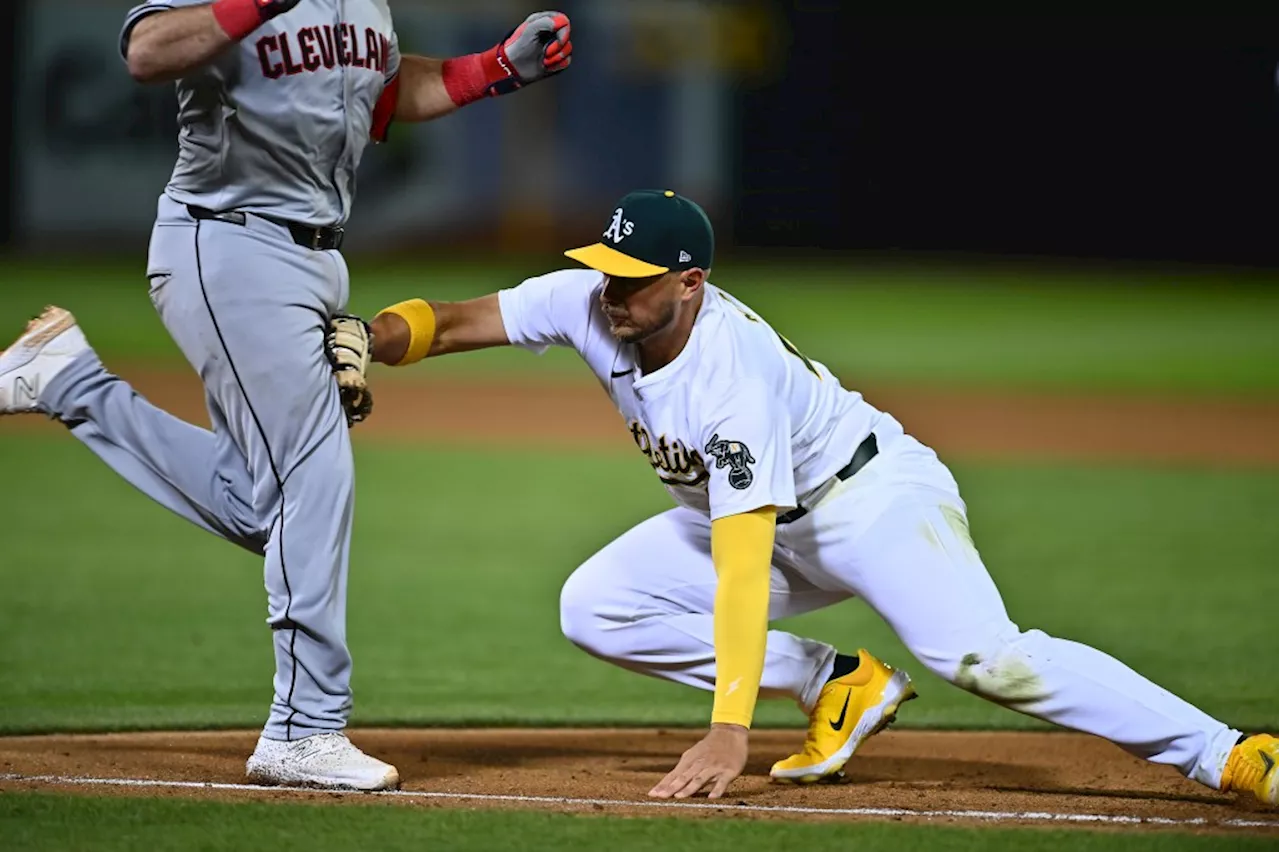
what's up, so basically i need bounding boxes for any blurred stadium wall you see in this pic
[4,0,757,253]
[1,3,1275,267]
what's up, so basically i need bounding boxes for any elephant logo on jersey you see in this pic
[704,434,756,490]
[603,208,635,244]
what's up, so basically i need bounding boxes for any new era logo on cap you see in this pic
[679,250,692,263]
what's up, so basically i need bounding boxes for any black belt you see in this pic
[186,205,344,251]
[777,433,879,525]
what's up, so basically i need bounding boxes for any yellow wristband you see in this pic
[377,299,436,366]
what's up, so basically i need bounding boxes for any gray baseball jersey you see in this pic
[121,0,400,227]
[44,0,411,743]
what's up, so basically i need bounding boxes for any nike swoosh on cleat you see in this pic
[1261,750,1276,774]
[828,691,851,731]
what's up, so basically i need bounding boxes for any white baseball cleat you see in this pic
[0,306,88,415]
[245,732,401,791]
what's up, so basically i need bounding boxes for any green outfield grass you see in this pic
[0,436,1273,734]
[4,792,1270,852]
[1,257,1274,848]
[1,257,1274,394]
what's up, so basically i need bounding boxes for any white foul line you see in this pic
[1,772,1274,830]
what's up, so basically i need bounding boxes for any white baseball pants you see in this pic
[559,414,1241,789]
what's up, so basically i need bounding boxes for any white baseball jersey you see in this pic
[498,270,882,521]
[120,0,400,227]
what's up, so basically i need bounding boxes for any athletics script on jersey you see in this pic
[628,422,758,492]
[629,421,708,488]
[256,24,392,79]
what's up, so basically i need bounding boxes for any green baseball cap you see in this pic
[565,189,715,278]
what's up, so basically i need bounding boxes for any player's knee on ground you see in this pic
[911,624,1054,708]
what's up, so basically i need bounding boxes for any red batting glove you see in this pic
[212,0,303,42]
[442,11,573,107]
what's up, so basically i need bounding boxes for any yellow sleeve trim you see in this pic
[709,505,777,728]
[376,298,436,366]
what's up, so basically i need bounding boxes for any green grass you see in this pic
[0,436,1274,734]
[1,256,1274,394]
[1,792,1272,852]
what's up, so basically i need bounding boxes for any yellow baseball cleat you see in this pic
[1220,733,1278,807]
[770,649,917,784]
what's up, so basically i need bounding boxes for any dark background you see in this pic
[0,1,18,246]
[1,5,1275,267]
[731,12,1276,266]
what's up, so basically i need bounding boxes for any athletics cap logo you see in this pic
[565,189,714,278]
[603,208,635,244]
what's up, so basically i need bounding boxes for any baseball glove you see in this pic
[326,314,374,427]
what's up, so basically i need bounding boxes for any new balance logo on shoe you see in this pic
[13,376,38,406]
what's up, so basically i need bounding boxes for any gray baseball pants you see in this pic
[42,193,357,740]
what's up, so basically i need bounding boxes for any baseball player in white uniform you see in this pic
[0,0,572,790]
[334,189,1277,805]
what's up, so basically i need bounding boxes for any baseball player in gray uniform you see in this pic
[0,0,573,790]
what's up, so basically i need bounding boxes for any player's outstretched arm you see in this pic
[126,0,301,84]
[393,11,573,124]
[649,506,777,800]
[325,296,505,426]
[370,296,511,366]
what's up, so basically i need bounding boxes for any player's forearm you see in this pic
[709,507,778,729]
[370,311,413,365]
[393,56,459,124]
[127,0,301,84]
[126,7,234,83]
[371,295,509,365]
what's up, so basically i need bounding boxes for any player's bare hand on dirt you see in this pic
[492,11,572,93]
[326,314,374,427]
[649,724,748,800]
